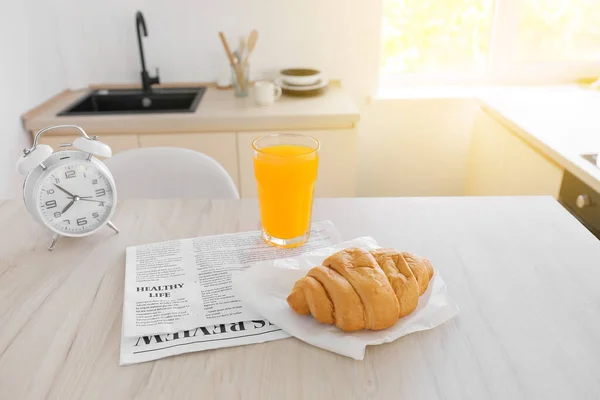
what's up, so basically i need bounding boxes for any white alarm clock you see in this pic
[16,125,119,251]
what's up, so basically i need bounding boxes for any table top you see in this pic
[1,197,599,399]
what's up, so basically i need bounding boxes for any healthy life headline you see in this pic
[136,283,184,298]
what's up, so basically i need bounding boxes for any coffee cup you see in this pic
[254,81,282,106]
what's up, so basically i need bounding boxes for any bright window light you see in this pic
[382,0,495,74]
[380,0,600,85]
[517,0,600,62]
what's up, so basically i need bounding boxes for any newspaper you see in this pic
[122,221,342,338]
[120,318,290,365]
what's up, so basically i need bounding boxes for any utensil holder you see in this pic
[232,64,249,97]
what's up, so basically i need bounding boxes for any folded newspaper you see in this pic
[120,221,342,365]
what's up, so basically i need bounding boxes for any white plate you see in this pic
[280,72,321,86]
[232,237,459,360]
[275,77,329,91]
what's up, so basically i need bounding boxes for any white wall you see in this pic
[0,0,476,198]
[0,1,67,197]
[358,98,476,196]
[54,0,381,99]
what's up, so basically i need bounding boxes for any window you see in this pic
[381,0,600,85]
[517,0,600,62]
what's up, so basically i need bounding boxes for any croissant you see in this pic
[287,248,434,332]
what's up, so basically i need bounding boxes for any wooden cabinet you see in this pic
[237,130,358,198]
[139,132,239,190]
[466,110,563,197]
[37,134,139,154]
[36,128,357,198]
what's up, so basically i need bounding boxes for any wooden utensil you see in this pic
[218,31,246,91]
[243,29,258,66]
[238,36,247,64]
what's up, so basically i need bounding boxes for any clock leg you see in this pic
[107,221,120,234]
[48,234,61,251]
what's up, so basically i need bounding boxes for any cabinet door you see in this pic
[37,134,139,155]
[466,110,563,197]
[237,130,358,198]
[139,132,239,190]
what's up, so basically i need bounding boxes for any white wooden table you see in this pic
[1,197,599,399]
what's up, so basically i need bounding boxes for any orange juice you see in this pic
[254,143,319,245]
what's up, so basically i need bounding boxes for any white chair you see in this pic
[104,147,239,199]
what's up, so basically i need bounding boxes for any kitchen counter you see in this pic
[1,196,600,399]
[20,83,360,198]
[22,83,360,135]
[478,85,600,193]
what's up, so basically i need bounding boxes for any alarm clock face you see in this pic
[36,159,116,236]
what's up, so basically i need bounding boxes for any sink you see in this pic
[57,87,206,116]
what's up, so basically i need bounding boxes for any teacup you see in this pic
[254,81,282,106]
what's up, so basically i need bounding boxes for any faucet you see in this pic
[135,11,160,92]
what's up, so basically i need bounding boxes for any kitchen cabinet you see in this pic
[466,109,563,197]
[38,129,358,198]
[237,130,358,198]
[37,134,139,155]
[23,85,360,198]
[138,132,239,190]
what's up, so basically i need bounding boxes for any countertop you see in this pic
[22,83,360,135]
[478,85,600,192]
[2,197,600,399]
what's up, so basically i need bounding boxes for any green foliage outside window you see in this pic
[381,0,600,74]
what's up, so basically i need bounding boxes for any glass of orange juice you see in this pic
[252,133,320,247]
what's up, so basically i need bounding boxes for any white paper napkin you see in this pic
[232,237,459,360]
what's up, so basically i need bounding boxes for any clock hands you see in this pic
[50,183,107,216]
[53,184,75,198]
[53,184,87,214]
[77,198,106,204]
[53,185,82,216]
[60,198,76,214]
[61,197,105,214]
[57,196,105,218]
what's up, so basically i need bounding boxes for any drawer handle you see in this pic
[576,194,591,209]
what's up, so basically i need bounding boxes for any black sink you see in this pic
[57,87,206,116]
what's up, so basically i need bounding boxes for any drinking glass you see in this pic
[252,133,320,247]
[232,64,249,97]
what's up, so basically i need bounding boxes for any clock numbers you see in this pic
[99,202,105,207]
[95,188,106,197]
[77,217,88,226]
[92,212,99,218]
[63,219,71,224]
[54,177,60,184]
[54,212,61,218]
[92,179,98,185]
[65,170,76,179]
[45,200,57,209]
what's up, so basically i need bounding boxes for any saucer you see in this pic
[275,78,329,92]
